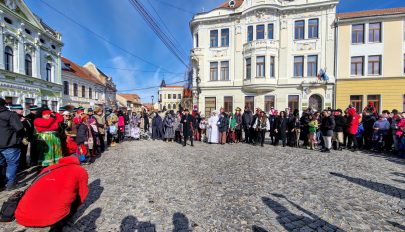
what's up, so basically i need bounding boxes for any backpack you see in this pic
[109,124,118,135]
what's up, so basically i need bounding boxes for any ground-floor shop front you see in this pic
[0,71,62,114]
[336,78,405,114]
[195,84,334,116]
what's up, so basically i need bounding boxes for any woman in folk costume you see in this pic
[174,113,183,143]
[129,112,141,140]
[164,111,176,142]
[199,116,207,142]
[34,110,64,166]
[207,111,219,144]
[253,111,271,147]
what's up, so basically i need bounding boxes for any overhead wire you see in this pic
[128,0,189,67]
[37,0,176,74]
[153,0,195,15]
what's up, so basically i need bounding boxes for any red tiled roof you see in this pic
[162,85,184,88]
[217,0,244,9]
[61,57,104,85]
[337,7,405,19]
[118,94,141,103]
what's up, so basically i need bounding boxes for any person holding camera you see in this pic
[34,109,64,167]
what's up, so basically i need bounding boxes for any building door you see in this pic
[309,94,323,112]
[205,97,216,116]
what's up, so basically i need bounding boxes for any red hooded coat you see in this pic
[347,108,360,135]
[34,113,63,133]
[15,156,89,227]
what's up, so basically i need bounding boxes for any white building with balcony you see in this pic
[0,0,63,111]
[158,80,183,111]
[190,0,337,115]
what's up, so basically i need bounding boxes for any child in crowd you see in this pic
[308,115,318,150]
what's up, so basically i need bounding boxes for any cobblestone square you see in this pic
[2,140,405,231]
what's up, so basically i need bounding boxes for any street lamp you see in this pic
[151,95,154,109]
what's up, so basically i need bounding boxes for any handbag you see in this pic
[0,164,72,222]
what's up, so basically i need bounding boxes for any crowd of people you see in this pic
[150,104,405,156]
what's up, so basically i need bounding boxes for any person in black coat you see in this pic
[320,111,335,152]
[250,109,260,144]
[242,107,253,144]
[333,109,347,150]
[181,109,194,147]
[152,112,163,140]
[274,111,288,147]
[362,111,376,150]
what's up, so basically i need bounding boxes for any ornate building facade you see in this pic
[158,80,183,111]
[190,0,337,115]
[0,0,63,112]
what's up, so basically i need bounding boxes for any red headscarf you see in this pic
[42,110,52,116]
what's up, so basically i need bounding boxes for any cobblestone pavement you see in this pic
[1,140,405,232]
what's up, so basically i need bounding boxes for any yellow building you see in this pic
[336,8,405,114]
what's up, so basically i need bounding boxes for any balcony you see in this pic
[243,40,279,54]
[243,78,277,93]
[190,48,203,59]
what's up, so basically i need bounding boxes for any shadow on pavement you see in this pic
[261,194,342,231]
[252,225,268,232]
[119,215,156,232]
[71,179,104,222]
[387,220,405,230]
[392,172,405,178]
[330,172,405,199]
[172,212,191,232]
[71,207,102,232]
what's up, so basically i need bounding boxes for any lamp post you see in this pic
[151,95,154,110]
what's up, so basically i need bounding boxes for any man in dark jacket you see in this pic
[0,98,24,190]
[320,111,335,153]
[181,109,194,146]
[362,111,376,150]
[333,109,347,151]
[218,110,229,145]
[250,108,260,144]
[242,107,253,144]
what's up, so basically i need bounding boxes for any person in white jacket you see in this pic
[253,111,271,146]
[207,111,219,144]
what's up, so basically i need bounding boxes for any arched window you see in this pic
[25,54,32,76]
[4,46,13,71]
[46,63,52,81]
[168,104,171,110]
[173,104,176,110]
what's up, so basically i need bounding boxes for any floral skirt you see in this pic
[36,131,63,167]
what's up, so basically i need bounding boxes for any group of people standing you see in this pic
[0,97,144,192]
[150,104,405,157]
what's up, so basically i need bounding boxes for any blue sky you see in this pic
[25,0,405,102]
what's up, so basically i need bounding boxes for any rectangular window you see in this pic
[221,28,229,47]
[368,55,381,75]
[350,95,363,113]
[352,24,365,44]
[81,85,86,98]
[403,95,405,112]
[245,96,254,110]
[173,94,177,99]
[210,30,218,48]
[89,88,92,99]
[307,55,318,77]
[351,56,364,76]
[195,33,199,48]
[264,95,275,112]
[256,24,265,40]
[178,94,181,99]
[41,100,48,108]
[268,23,274,39]
[51,101,58,112]
[160,94,162,101]
[308,19,319,39]
[246,58,251,79]
[288,95,299,113]
[205,97,216,117]
[369,22,381,43]
[248,26,253,42]
[210,62,219,81]
[63,81,69,95]
[294,56,304,77]
[256,56,265,78]
[367,95,381,113]
[24,98,34,113]
[220,61,229,81]
[269,56,275,78]
[168,94,172,99]
[224,96,233,113]
[295,20,305,40]
[73,83,78,97]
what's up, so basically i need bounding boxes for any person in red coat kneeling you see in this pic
[15,155,89,230]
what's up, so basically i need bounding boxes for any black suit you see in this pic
[181,114,194,146]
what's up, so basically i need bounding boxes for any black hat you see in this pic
[29,105,39,111]
[59,107,66,112]
[88,108,93,112]
[10,104,23,110]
